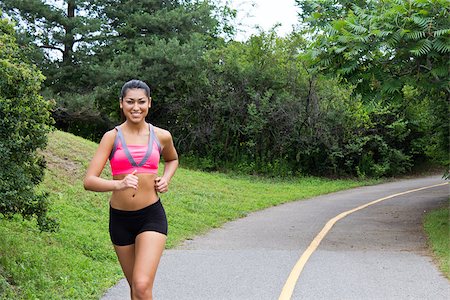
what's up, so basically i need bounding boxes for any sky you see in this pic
[223,0,300,41]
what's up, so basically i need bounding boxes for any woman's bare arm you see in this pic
[83,130,138,192]
[155,128,179,193]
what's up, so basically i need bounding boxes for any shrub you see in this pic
[0,12,57,231]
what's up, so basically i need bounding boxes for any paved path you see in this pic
[101,176,449,299]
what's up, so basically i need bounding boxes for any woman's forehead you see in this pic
[123,88,148,99]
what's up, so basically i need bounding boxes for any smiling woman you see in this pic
[119,82,152,123]
[83,79,179,300]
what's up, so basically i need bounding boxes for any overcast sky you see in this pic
[223,0,300,41]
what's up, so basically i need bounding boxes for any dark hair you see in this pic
[120,79,151,99]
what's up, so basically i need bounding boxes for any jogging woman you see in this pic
[84,79,178,300]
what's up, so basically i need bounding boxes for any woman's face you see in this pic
[120,88,151,123]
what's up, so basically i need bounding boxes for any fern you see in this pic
[433,28,450,37]
[324,23,338,35]
[412,0,433,9]
[430,65,449,78]
[379,30,392,37]
[320,57,332,67]
[391,0,405,7]
[332,19,347,31]
[387,30,401,47]
[411,16,431,31]
[355,34,371,43]
[334,46,348,54]
[339,62,358,75]
[348,22,368,34]
[338,35,351,43]
[405,31,426,40]
[410,39,433,56]
[432,38,450,53]
[382,79,402,94]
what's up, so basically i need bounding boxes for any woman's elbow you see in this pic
[83,176,93,191]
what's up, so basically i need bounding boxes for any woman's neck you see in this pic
[123,121,148,135]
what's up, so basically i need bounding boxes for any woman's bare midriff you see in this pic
[110,173,159,211]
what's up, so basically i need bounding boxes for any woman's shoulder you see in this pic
[101,128,119,144]
[152,125,173,143]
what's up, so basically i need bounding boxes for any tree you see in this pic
[297,0,449,172]
[0,0,104,93]
[1,1,234,141]
[0,11,57,231]
[92,0,230,123]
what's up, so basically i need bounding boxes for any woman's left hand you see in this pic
[155,177,169,193]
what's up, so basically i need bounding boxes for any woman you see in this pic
[84,79,178,300]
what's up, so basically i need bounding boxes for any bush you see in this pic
[48,92,114,143]
[0,12,57,231]
[169,31,419,178]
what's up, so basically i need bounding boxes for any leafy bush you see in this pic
[0,13,56,231]
[48,91,114,142]
[168,31,418,178]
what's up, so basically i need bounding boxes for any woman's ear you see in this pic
[119,98,123,109]
[148,97,152,108]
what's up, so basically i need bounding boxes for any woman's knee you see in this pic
[132,277,153,299]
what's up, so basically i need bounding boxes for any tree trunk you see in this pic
[63,1,76,64]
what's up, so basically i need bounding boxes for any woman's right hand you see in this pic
[116,170,138,191]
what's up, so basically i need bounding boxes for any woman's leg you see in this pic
[114,244,135,298]
[131,231,166,300]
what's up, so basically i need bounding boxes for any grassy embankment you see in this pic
[0,130,443,299]
[423,200,450,280]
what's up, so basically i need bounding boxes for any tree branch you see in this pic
[39,45,64,54]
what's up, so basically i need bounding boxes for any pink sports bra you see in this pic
[109,123,161,176]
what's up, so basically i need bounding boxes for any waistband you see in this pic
[110,199,162,216]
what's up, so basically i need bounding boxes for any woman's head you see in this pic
[119,79,152,123]
[120,79,151,100]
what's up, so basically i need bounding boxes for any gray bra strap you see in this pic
[150,124,162,153]
[136,123,155,166]
[109,127,120,160]
[116,124,155,167]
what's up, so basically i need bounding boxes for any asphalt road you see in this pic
[101,175,449,300]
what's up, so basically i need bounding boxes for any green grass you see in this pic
[424,200,450,279]
[0,130,379,299]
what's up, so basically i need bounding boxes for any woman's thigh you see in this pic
[133,231,166,283]
[114,244,135,286]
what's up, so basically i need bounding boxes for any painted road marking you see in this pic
[278,182,449,300]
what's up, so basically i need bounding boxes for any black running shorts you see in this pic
[109,199,168,246]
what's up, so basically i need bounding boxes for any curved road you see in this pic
[102,175,449,299]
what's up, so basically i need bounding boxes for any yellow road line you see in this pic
[278,182,449,300]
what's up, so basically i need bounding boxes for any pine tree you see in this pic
[0,0,106,93]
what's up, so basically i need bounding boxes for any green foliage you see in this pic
[2,0,443,178]
[298,0,449,173]
[92,0,226,122]
[48,91,114,142]
[0,12,56,231]
[306,0,449,98]
[0,0,104,93]
[156,28,419,178]
[1,1,234,142]
[168,31,368,176]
